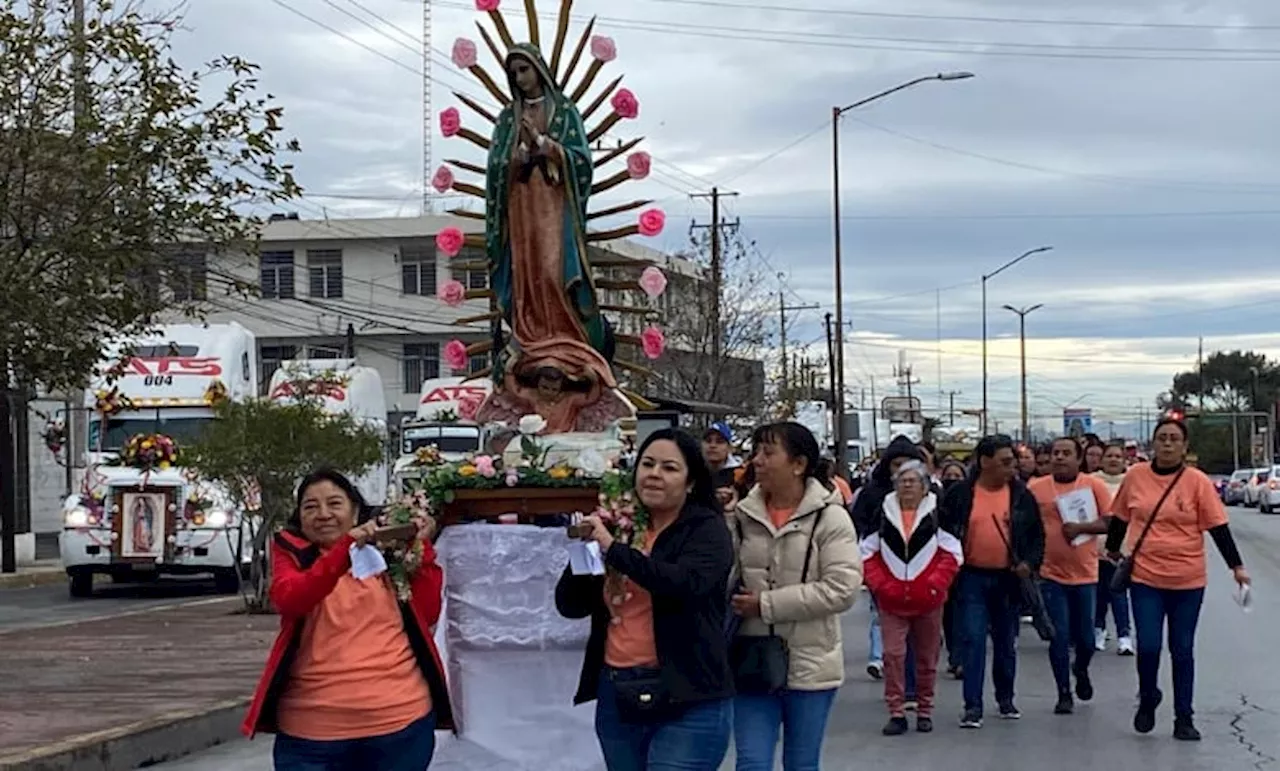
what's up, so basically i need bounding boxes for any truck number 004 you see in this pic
[143,375,174,387]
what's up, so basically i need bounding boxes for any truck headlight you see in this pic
[204,510,230,528]
[64,507,90,527]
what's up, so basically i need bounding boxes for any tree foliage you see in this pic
[0,0,299,393]
[657,223,771,415]
[184,379,384,609]
[1162,350,1280,472]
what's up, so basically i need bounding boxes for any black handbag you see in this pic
[729,509,823,695]
[1111,468,1185,593]
[612,669,673,724]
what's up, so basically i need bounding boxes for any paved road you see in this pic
[144,507,1280,769]
[0,577,226,634]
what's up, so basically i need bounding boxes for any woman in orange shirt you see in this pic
[1105,418,1250,741]
[242,469,452,770]
[557,428,736,770]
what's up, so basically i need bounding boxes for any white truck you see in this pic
[393,377,492,493]
[268,359,390,507]
[60,323,258,597]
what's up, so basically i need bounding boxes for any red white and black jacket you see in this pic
[241,530,455,738]
[859,492,963,617]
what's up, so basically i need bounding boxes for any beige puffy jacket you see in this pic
[731,478,863,691]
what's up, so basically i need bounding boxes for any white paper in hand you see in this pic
[350,543,388,580]
[1055,488,1099,547]
[1235,583,1253,614]
[568,541,606,576]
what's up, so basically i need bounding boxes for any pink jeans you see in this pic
[880,607,943,717]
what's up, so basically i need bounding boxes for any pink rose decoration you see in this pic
[474,455,497,478]
[458,393,482,421]
[431,165,455,194]
[475,0,500,10]
[610,89,639,120]
[626,151,651,180]
[438,278,466,307]
[590,36,617,63]
[505,469,519,487]
[637,208,665,237]
[440,107,461,138]
[436,226,464,257]
[444,339,468,371]
[640,327,665,360]
[451,38,477,69]
[638,266,667,300]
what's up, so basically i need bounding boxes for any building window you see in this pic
[168,252,208,301]
[307,249,344,299]
[468,354,488,374]
[450,248,488,290]
[308,345,343,359]
[403,343,440,393]
[401,243,438,296]
[259,345,298,390]
[259,250,295,299]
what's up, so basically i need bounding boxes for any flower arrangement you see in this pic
[94,387,134,417]
[434,408,460,424]
[411,445,445,467]
[83,490,106,522]
[183,491,214,522]
[203,380,229,405]
[379,490,432,601]
[113,433,180,473]
[42,419,66,456]
[591,469,649,609]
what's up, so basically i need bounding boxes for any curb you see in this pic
[0,697,249,771]
[0,571,65,590]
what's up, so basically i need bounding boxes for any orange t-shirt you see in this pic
[604,533,659,669]
[1111,464,1228,590]
[832,477,853,505]
[1030,475,1113,586]
[276,572,430,740]
[965,485,1012,569]
[768,506,796,530]
[901,507,918,536]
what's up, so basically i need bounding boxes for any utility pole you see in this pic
[894,363,921,423]
[1197,336,1205,416]
[345,323,356,359]
[778,285,819,397]
[691,189,742,373]
[824,313,838,436]
[948,390,961,425]
[1002,303,1043,443]
[869,374,879,455]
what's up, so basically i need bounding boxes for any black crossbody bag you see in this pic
[1110,468,1185,593]
[729,508,824,695]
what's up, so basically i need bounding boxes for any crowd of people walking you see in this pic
[240,415,1251,770]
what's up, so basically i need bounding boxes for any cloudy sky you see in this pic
[176,0,1280,436]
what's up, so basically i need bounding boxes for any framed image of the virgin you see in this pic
[114,489,172,559]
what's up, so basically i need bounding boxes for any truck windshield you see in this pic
[402,425,481,455]
[89,415,215,453]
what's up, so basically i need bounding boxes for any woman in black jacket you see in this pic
[556,428,736,770]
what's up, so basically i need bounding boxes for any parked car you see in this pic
[1260,465,1280,514]
[1225,469,1252,505]
[1245,468,1270,508]
[1209,474,1229,503]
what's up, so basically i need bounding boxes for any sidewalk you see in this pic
[0,560,65,590]
[0,597,274,767]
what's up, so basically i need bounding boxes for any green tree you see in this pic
[0,0,299,393]
[1163,350,1280,471]
[184,373,384,610]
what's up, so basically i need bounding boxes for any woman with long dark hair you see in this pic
[556,428,736,769]
[730,421,862,770]
[1106,418,1250,740]
[243,468,451,770]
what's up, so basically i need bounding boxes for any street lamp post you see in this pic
[1003,303,1043,442]
[981,245,1052,434]
[831,71,973,469]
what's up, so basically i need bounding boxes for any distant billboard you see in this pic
[1063,408,1093,438]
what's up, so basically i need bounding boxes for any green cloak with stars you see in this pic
[484,43,606,376]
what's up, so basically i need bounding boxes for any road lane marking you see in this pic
[0,596,241,636]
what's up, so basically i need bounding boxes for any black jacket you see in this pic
[851,436,925,538]
[938,475,1045,571]
[554,502,735,707]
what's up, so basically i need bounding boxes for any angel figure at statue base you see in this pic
[472,43,634,435]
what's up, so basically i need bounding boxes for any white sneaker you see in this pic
[1117,636,1135,656]
[1094,628,1108,651]
[867,661,884,680]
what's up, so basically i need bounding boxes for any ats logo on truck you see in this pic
[421,385,488,404]
[125,357,223,386]
[269,381,347,401]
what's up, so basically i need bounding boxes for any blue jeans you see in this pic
[273,712,436,771]
[734,688,837,771]
[1040,580,1097,694]
[869,595,916,695]
[956,568,1019,714]
[595,672,731,771]
[1095,560,1132,636]
[1130,583,1205,720]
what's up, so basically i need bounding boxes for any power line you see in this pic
[739,208,1280,222]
